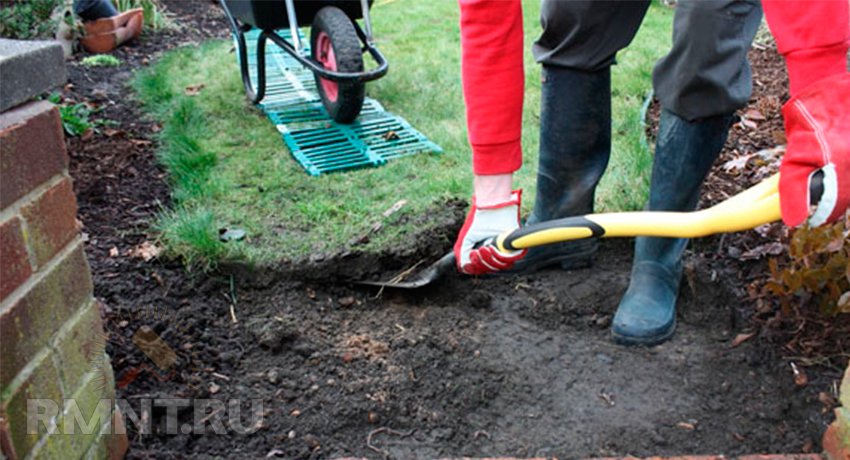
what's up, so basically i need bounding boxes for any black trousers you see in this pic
[532,0,763,121]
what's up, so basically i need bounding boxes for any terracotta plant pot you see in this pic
[79,8,144,54]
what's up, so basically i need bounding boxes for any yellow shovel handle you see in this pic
[497,173,783,252]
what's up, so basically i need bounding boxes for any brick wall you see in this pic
[0,42,126,460]
[823,366,850,460]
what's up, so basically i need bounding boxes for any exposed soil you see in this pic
[63,2,843,459]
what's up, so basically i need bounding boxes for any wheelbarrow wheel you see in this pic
[311,6,365,123]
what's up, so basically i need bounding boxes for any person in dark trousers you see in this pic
[74,0,143,53]
[74,0,120,20]
[454,0,849,346]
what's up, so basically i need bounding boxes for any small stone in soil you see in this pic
[303,434,320,449]
[267,369,279,384]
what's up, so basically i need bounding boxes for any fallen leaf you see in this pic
[185,83,206,96]
[837,291,850,313]
[738,117,758,130]
[266,449,285,458]
[722,153,755,172]
[598,389,615,406]
[103,128,125,138]
[209,383,221,394]
[676,422,696,430]
[382,130,400,141]
[771,130,787,145]
[290,409,301,417]
[108,246,119,257]
[129,241,161,261]
[739,242,785,260]
[744,109,766,121]
[825,235,845,253]
[731,332,755,348]
[338,296,356,307]
[382,199,408,218]
[130,139,153,147]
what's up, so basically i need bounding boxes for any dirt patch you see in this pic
[100,241,830,459]
[63,2,840,459]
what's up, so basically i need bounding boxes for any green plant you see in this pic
[82,54,121,67]
[48,93,111,137]
[112,0,170,30]
[0,0,62,39]
[766,217,850,315]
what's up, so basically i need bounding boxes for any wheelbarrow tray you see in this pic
[224,0,370,30]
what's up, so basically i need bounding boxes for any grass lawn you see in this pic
[135,0,673,268]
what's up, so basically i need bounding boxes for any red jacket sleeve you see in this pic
[459,0,524,175]
[762,0,850,97]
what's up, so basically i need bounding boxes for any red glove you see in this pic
[779,73,850,227]
[454,190,526,275]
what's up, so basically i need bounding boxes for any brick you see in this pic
[0,39,66,112]
[823,422,850,460]
[105,407,128,460]
[1,352,62,459]
[20,178,79,268]
[0,101,67,209]
[53,302,107,396]
[84,406,127,460]
[739,456,824,460]
[0,413,17,460]
[588,458,723,460]
[0,217,30,300]
[40,371,111,460]
[0,244,92,388]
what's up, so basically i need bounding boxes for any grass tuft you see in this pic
[156,206,228,271]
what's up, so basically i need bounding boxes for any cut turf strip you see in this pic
[237,29,442,176]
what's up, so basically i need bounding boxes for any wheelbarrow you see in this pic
[220,0,389,123]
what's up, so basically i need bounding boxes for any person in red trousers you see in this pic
[454,0,849,345]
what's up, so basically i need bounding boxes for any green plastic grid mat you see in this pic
[237,29,442,176]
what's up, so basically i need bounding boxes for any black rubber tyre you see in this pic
[311,6,365,123]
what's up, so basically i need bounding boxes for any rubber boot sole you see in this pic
[611,317,676,346]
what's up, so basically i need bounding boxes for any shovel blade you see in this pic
[356,252,455,289]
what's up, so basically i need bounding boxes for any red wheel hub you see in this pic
[316,31,339,103]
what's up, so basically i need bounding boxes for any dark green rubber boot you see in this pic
[507,65,611,274]
[612,109,733,346]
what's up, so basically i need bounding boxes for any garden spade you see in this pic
[358,172,824,289]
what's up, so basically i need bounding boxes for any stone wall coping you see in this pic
[0,39,67,113]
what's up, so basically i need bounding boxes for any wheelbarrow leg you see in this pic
[252,32,267,104]
[230,16,266,103]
